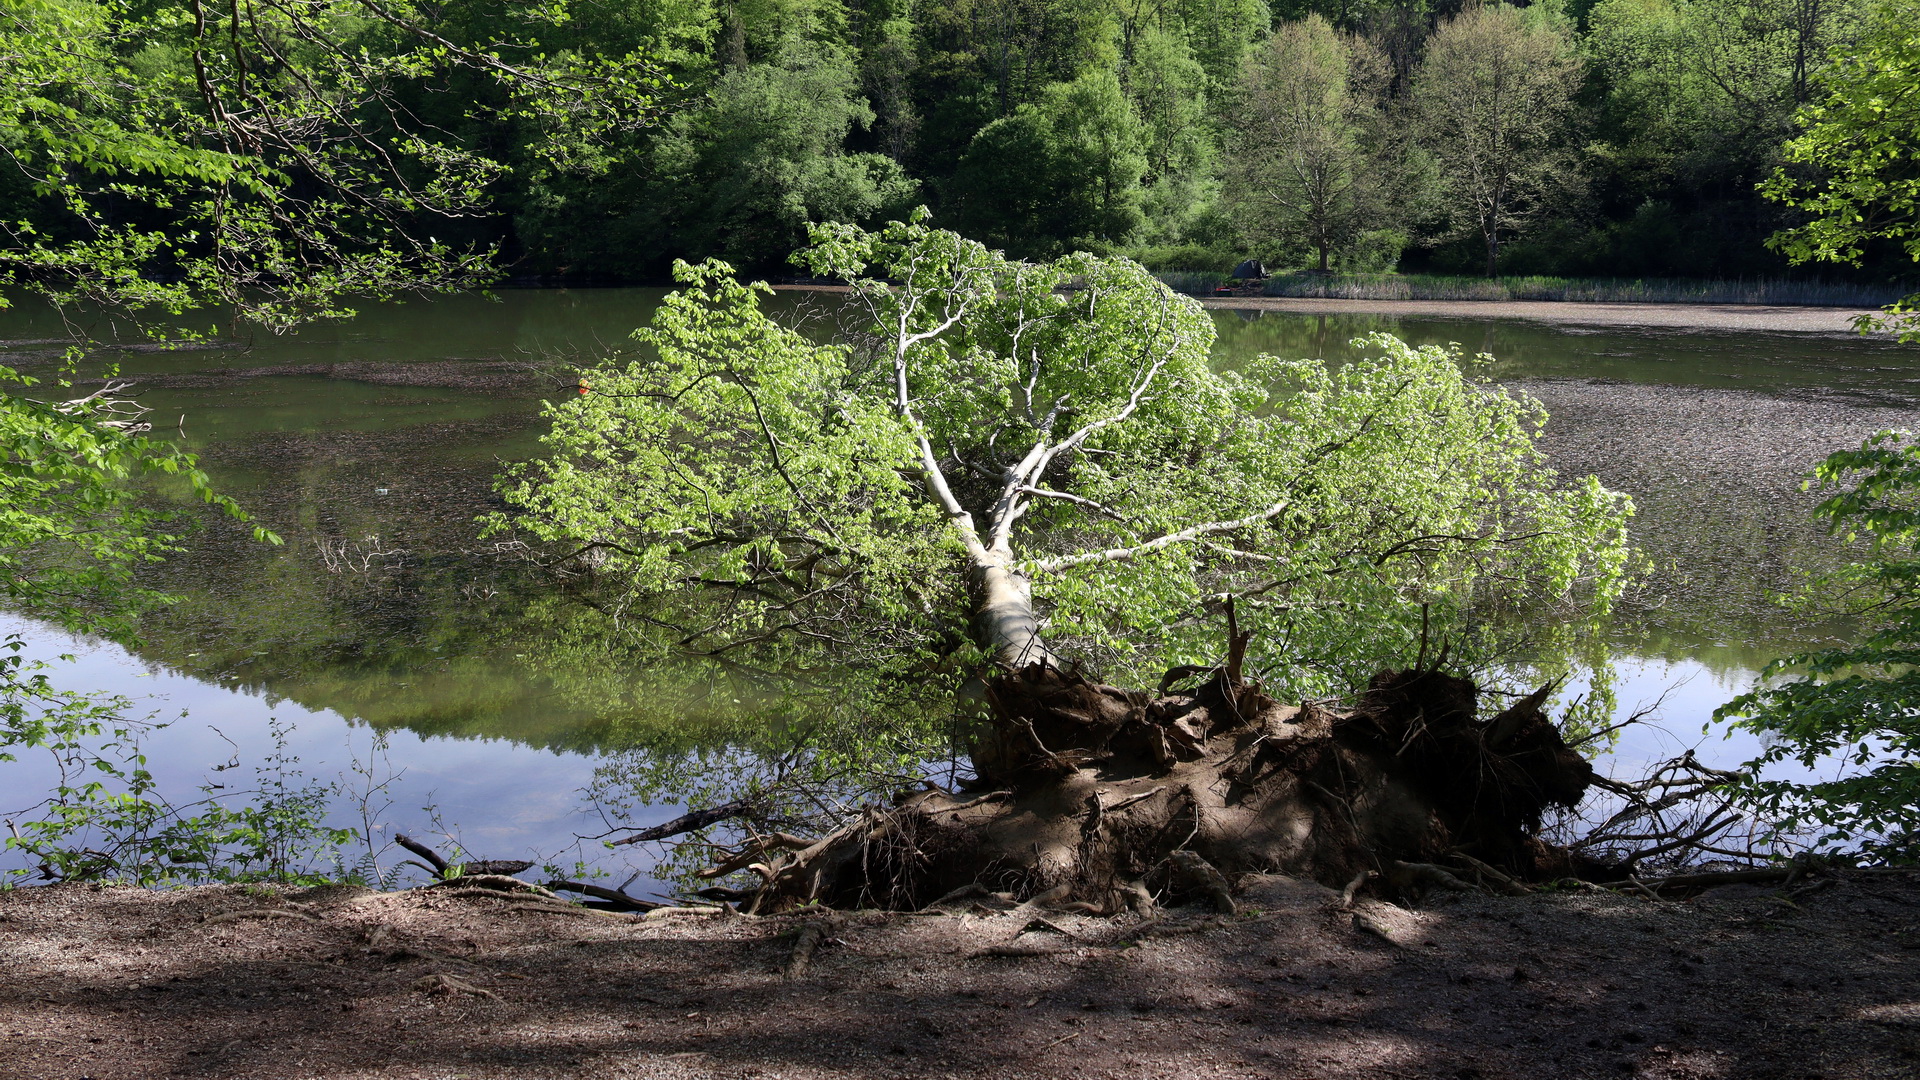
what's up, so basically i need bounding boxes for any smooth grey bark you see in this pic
[969,554,1059,669]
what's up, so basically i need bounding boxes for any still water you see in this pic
[3,291,1914,888]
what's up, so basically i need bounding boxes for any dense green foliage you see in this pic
[0,0,1905,284]
[1762,3,1920,339]
[1223,16,1394,272]
[495,216,1634,706]
[1717,431,1920,862]
[0,0,667,329]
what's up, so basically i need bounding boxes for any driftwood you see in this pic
[419,874,560,898]
[785,917,841,980]
[393,835,534,882]
[546,880,664,912]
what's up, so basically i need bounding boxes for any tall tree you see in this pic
[1224,14,1388,271]
[947,71,1149,255]
[639,43,918,268]
[1411,4,1583,276]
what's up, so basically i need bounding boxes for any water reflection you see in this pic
[2,289,1915,877]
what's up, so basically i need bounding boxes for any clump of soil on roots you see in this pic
[759,650,1613,913]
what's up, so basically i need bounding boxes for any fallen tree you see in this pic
[706,644,1610,911]
[496,215,1636,908]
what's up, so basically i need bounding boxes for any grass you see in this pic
[1154,270,1912,308]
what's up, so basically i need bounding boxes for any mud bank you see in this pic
[1200,297,1887,335]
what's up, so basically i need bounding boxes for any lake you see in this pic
[3,290,1914,891]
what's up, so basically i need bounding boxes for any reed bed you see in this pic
[1255,273,1909,307]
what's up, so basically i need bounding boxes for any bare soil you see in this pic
[4,874,1918,1080]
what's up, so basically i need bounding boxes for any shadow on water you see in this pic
[3,290,1918,878]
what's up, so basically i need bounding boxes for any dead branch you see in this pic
[546,880,663,912]
[393,833,449,876]
[1565,750,1764,871]
[51,380,153,433]
[1452,852,1531,896]
[1339,870,1378,910]
[608,800,759,847]
[697,832,815,880]
[1391,861,1478,892]
[419,874,560,899]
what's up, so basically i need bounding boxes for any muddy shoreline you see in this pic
[3,874,1917,1079]
[1199,297,1886,334]
[767,284,1890,335]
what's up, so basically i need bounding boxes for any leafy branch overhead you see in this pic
[1763,7,1920,341]
[1718,430,1920,861]
[0,0,672,332]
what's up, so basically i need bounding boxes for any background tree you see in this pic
[1223,14,1389,271]
[635,43,918,268]
[948,71,1149,255]
[1761,1,1920,341]
[1410,4,1583,277]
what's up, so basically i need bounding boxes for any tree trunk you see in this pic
[969,554,1059,669]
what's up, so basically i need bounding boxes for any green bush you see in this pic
[1125,243,1238,273]
[1716,432,1920,863]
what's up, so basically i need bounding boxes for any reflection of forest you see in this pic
[104,305,1918,755]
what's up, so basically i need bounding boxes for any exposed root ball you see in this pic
[756,663,1606,911]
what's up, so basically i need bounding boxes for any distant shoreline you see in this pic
[770,285,1890,336]
[1200,296,1887,335]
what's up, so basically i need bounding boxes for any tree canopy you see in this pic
[1409,4,1582,277]
[494,215,1634,702]
[1223,14,1388,272]
[0,0,1898,283]
[1762,1,1920,340]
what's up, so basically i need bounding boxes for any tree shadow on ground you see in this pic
[2,876,1916,1079]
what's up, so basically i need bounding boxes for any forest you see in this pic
[473,0,1910,280]
[0,0,1904,287]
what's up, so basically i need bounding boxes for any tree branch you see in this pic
[1026,499,1294,574]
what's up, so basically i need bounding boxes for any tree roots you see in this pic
[726,658,1610,912]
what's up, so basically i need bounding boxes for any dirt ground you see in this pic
[3,873,1918,1080]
